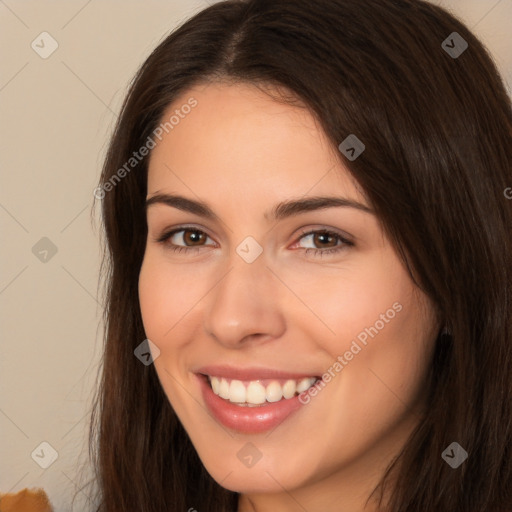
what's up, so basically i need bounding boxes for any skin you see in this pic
[138,81,439,512]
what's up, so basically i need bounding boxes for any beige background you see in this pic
[1,1,510,510]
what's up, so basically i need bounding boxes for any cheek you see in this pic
[301,255,434,409]
[138,258,170,338]
[138,255,202,411]
[300,254,410,353]
[138,253,205,341]
[306,285,434,462]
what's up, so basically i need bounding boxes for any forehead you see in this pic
[147,82,367,205]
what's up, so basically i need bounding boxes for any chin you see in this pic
[204,460,307,494]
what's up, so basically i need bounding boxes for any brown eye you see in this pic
[293,228,354,258]
[156,227,215,251]
[181,229,207,246]
[297,230,348,250]
[311,231,338,248]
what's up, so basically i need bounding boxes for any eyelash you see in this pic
[154,226,354,258]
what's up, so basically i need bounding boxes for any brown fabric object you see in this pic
[0,488,53,512]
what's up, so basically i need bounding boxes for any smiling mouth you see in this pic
[202,374,321,406]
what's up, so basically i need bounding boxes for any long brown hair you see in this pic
[87,0,512,510]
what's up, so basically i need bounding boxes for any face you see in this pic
[138,82,438,504]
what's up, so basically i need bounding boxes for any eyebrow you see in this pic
[145,193,373,221]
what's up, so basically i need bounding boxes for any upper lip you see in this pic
[195,364,320,381]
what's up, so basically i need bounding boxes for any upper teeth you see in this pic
[208,376,317,405]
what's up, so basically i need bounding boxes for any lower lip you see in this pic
[197,374,307,434]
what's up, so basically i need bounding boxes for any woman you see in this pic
[88,0,512,510]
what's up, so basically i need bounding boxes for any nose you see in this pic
[202,253,286,348]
